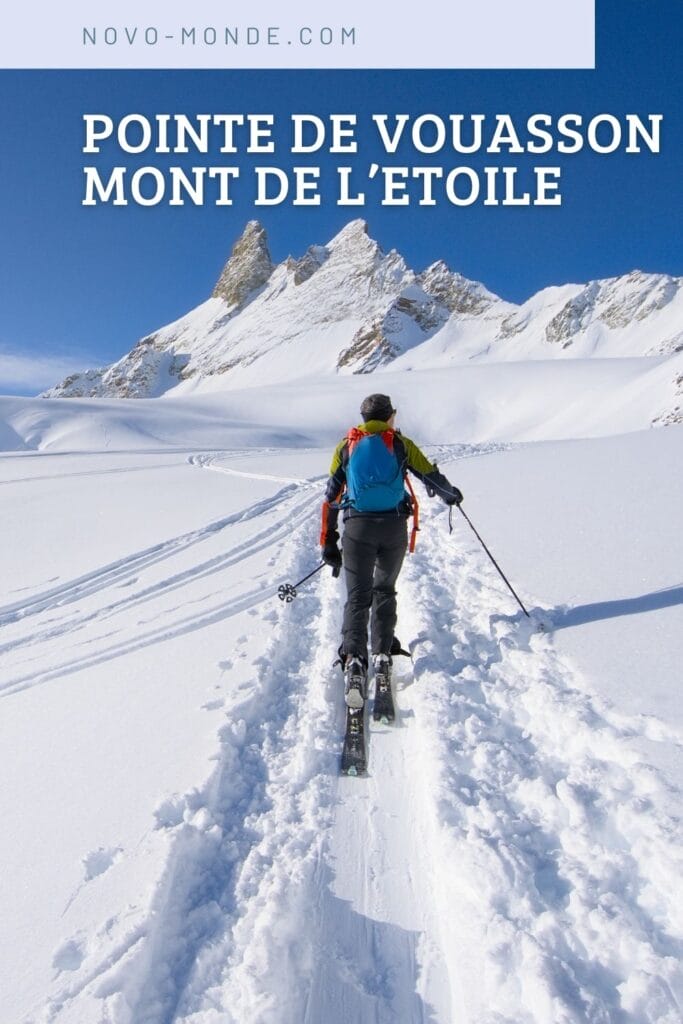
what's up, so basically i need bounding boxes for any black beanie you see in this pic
[360,394,395,422]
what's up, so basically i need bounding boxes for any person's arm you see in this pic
[402,435,464,505]
[320,440,347,565]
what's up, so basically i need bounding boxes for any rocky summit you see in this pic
[212,220,274,308]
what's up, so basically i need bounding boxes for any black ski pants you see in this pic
[341,515,408,659]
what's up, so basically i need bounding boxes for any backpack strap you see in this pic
[346,426,396,457]
[404,474,420,553]
[346,426,366,453]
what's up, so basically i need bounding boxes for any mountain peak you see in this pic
[418,261,500,316]
[333,218,368,237]
[327,219,373,250]
[212,220,274,307]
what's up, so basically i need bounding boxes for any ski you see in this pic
[340,705,367,776]
[372,656,396,723]
[372,674,395,723]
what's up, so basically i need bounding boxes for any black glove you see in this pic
[322,537,342,570]
[444,485,463,506]
[425,469,463,506]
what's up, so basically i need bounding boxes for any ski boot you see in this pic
[343,655,368,709]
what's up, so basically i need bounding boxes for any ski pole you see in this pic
[278,561,340,603]
[454,505,530,618]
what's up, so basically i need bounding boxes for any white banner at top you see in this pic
[0,0,595,69]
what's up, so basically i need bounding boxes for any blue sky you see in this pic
[0,0,681,394]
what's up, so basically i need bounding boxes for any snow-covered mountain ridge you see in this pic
[44,219,682,398]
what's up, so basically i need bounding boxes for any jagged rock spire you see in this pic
[212,221,274,307]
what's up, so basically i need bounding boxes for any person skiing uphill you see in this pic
[320,393,463,710]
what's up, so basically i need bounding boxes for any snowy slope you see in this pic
[1,362,682,1023]
[42,220,682,401]
[391,271,683,368]
[5,352,683,454]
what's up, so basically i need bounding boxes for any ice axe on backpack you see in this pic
[278,561,341,603]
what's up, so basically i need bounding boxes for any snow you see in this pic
[1,357,682,1023]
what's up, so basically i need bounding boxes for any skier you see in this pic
[320,393,463,712]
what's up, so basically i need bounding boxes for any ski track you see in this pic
[188,452,316,487]
[16,444,683,1024]
[0,472,312,628]
[0,461,187,488]
[0,456,323,698]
